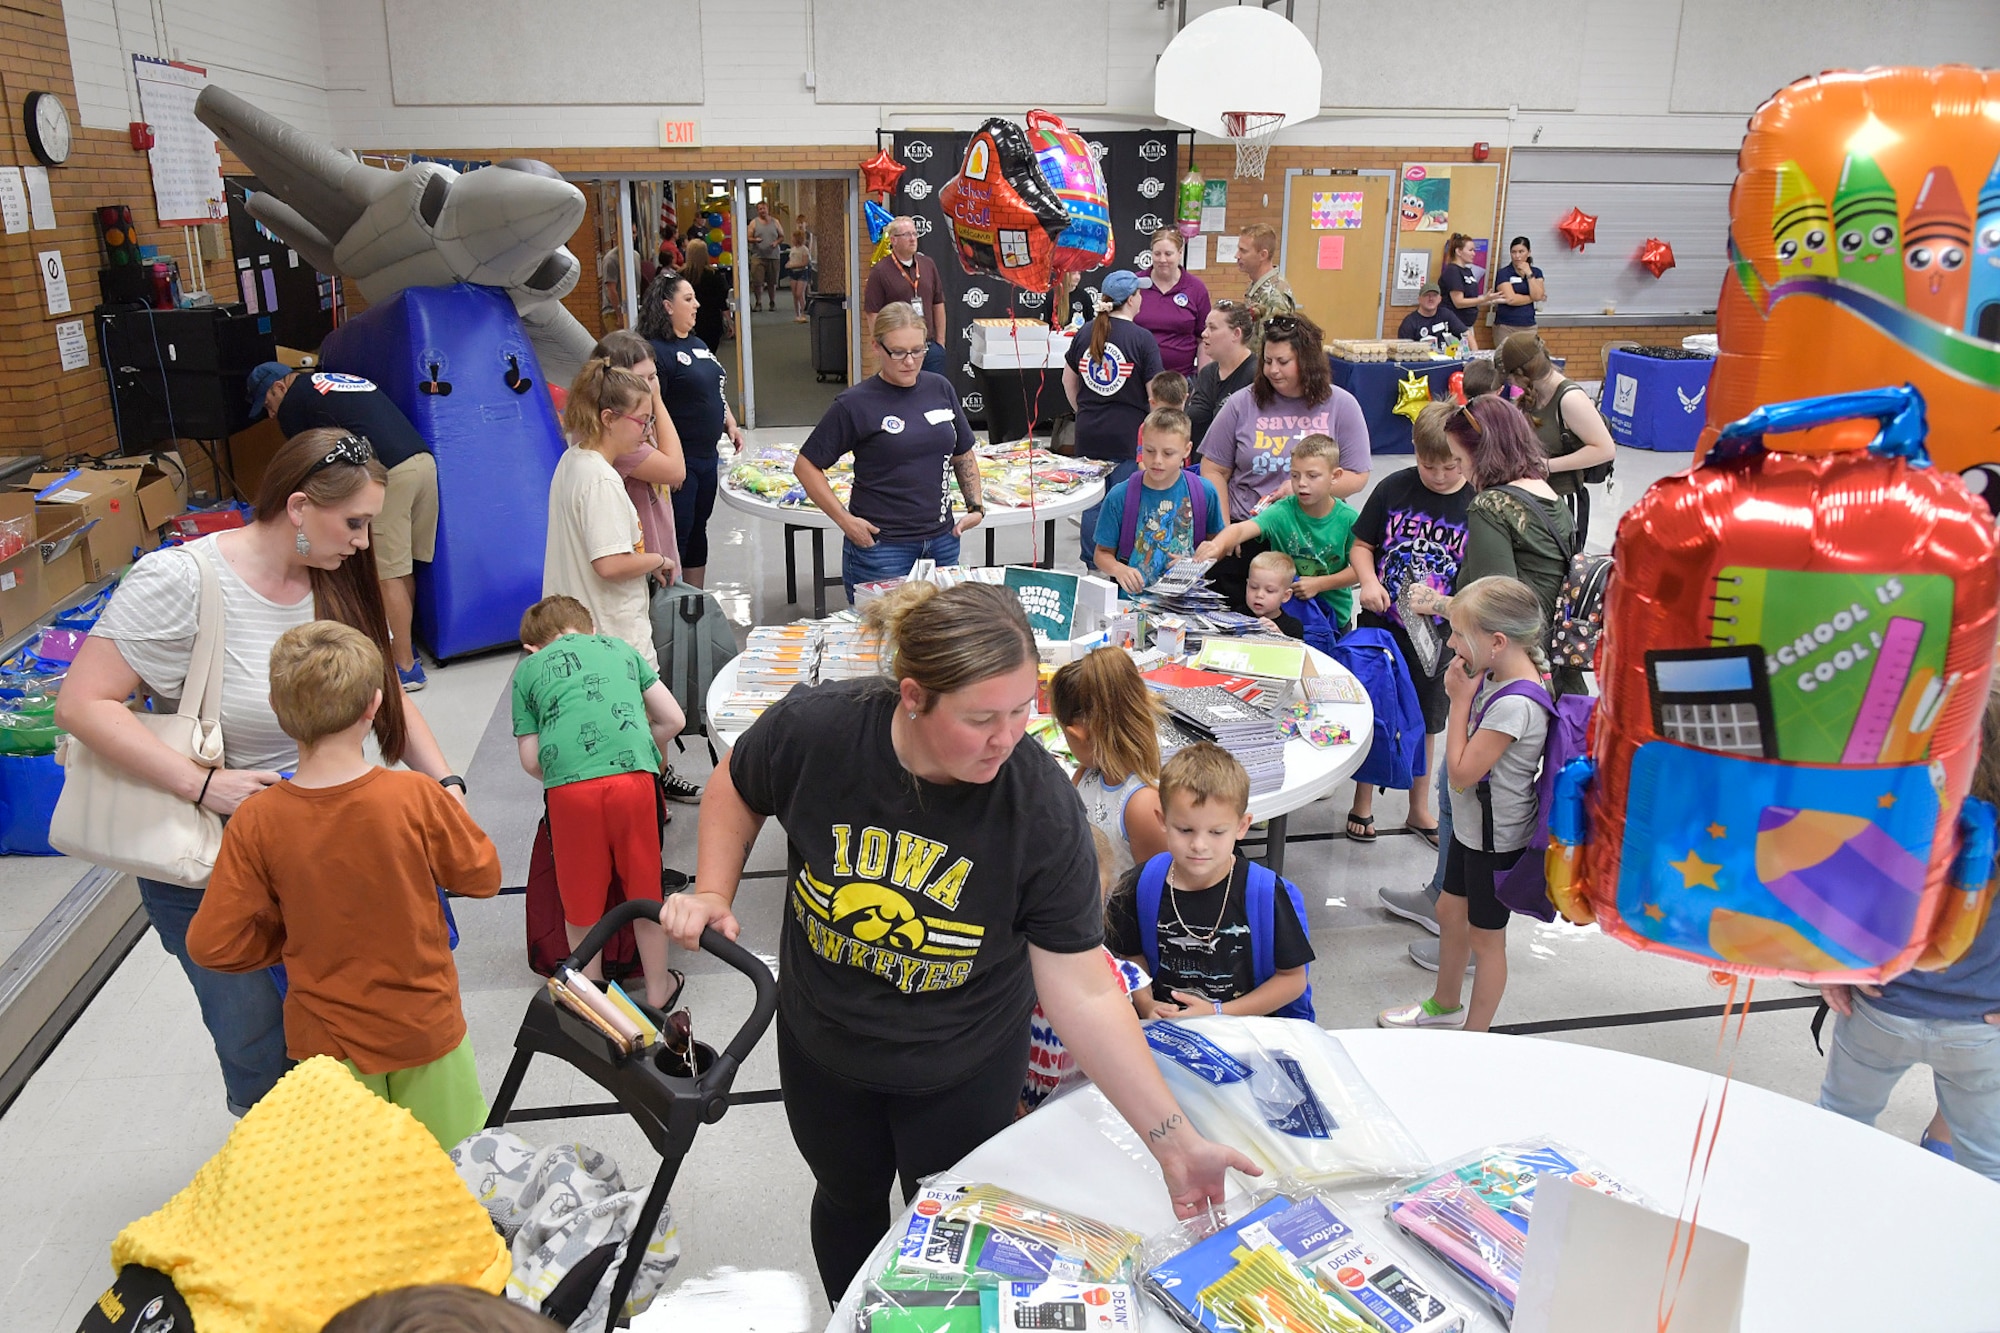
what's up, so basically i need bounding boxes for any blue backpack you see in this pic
[1134,853,1315,1020]
[1468,679,1596,922]
[1327,626,1427,791]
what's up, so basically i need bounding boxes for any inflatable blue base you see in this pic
[318,284,566,659]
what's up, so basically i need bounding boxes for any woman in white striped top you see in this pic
[58,428,466,1115]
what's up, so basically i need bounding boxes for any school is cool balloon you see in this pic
[1699,66,2000,489]
[937,116,1069,292]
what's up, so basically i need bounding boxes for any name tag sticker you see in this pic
[925,408,955,425]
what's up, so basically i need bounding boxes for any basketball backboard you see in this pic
[1154,7,1322,138]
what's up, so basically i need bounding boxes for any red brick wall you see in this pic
[0,0,241,458]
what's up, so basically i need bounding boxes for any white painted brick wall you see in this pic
[63,0,331,136]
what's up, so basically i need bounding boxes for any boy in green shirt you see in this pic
[1196,434,1360,625]
[513,594,686,1009]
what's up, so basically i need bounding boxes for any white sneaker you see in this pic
[1409,937,1476,972]
[1378,998,1468,1029]
[1380,886,1441,935]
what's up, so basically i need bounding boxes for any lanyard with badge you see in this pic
[901,257,926,318]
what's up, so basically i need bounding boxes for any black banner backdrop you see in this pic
[882,126,1188,430]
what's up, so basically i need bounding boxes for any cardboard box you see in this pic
[0,494,89,638]
[123,452,191,535]
[27,469,146,581]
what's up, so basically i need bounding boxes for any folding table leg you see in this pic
[1261,814,1289,879]
[811,531,828,619]
[784,524,799,603]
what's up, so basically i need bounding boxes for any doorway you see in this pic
[1278,169,1395,338]
[742,177,853,428]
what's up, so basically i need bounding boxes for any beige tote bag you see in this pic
[50,544,226,887]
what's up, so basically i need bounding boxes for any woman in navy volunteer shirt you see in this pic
[795,304,986,601]
[1065,269,1164,563]
[1490,236,1545,338]
[1132,228,1211,377]
[1439,233,1499,348]
[639,269,745,587]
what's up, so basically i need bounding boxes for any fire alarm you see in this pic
[1471,141,1491,162]
[129,121,154,151]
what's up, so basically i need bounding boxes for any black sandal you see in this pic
[1345,812,1377,843]
[1407,822,1441,850]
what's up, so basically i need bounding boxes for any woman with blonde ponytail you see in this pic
[1381,575,1550,1035]
[545,357,670,666]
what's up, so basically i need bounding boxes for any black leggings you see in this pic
[672,454,720,569]
[778,1015,1030,1300]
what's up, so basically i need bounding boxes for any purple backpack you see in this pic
[1114,474,1209,564]
[1468,679,1596,922]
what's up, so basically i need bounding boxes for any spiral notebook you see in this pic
[1706,566,1955,764]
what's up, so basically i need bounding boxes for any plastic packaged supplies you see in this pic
[861,1179,1145,1331]
[1383,1140,1648,1319]
[451,1128,681,1328]
[1144,1185,1462,1333]
[110,1056,510,1333]
[1145,1018,1428,1185]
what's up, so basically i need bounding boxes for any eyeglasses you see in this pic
[1266,315,1301,333]
[303,434,374,479]
[879,343,928,361]
[618,411,655,430]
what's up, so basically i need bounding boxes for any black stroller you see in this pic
[485,900,778,1330]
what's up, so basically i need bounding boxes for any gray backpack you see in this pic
[650,582,739,738]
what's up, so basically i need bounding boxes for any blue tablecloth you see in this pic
[1602,349,1715,452]
[1326,357,1466,457]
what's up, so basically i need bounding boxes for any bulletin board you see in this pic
[1387,162,1501,303]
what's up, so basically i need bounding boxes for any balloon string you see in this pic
[1656,976,1753,1332]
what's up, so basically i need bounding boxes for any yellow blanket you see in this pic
[112,1056,510,1332]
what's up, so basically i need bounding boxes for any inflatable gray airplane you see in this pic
[193,85,595,382]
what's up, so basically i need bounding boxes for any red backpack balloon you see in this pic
[937,117,1067,292]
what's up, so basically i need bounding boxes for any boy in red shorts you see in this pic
[513,595,685,1008]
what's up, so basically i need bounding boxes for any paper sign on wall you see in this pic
[1392,249,1430,301]
[1399,164,1452,232]
[1200,178,1228,233]
[1215,235,1240,265]
[1185,233,1208,270]
[1311,190,1365,230]
[38,250,70,315]
[0,169,25,234]
[23,167,54,230]
[55,321,88,372]
[1317,235,1345,270]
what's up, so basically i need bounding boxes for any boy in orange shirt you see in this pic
[189,620,501,1147]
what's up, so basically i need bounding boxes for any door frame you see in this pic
[565,171,860,430]
[1277,167,1395,338]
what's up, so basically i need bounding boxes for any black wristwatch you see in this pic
[438,774,467,793]
[965,503,985,515]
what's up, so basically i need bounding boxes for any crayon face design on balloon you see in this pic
[1969,150,2000,342]
[1902,166,1971,327]
[1771,160,1833,281]
[1833,153,1905,303]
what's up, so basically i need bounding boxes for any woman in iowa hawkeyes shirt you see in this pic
[795,303,986,603]
[661,581,1256,1301]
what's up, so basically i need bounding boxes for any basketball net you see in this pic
[1222,111,1284,179]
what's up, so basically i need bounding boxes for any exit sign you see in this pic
[659,117,702,148]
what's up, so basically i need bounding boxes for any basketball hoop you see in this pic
[1222,111,1285,179]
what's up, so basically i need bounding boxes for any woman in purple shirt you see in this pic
[1133,229,1211,377]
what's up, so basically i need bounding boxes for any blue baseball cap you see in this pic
[1101,270,1143,306]
[246,362,294,419]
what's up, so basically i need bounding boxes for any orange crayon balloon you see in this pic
[1904,165,1973,327]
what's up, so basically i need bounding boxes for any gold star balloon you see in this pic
[1392,368,1432,424]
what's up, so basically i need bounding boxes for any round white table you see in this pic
[830,1028,2000,1332]
[705,645,1373,878]
[717,479,1103,618]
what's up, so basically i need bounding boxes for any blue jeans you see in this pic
[1426,797,1456,901]
[138,877,292,1116]
[1818,995,2000,1183]
[842,531,961,603]
[922,341,949,378]
[1078,459,1140,567]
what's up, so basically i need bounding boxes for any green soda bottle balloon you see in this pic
[1177,171,1203,240]
[1832,152,1905,304]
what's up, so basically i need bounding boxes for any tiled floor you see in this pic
[0,440,1965,1331]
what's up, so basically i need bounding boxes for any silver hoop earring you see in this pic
[295,529,311,556]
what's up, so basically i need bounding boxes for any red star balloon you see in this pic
[1447,369,1466,404]
[860,148,907,197]
[1639,237,1676,277]
[1557,207,1598,251]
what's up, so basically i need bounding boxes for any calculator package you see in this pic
[1379,1140,1649,1319]
[1141,1182,1464,1333]
[856,1180,1146,1333]
[1144,1017,1429,1185]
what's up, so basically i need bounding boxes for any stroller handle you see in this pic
[565,899,779,1108]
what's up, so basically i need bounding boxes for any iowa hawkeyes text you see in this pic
[793,826,985,994]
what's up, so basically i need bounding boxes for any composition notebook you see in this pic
[1707,566,1957,765]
